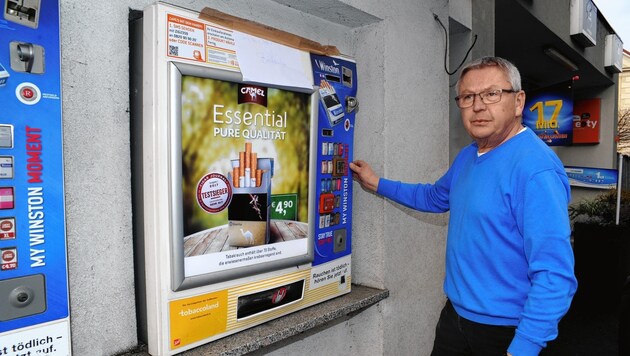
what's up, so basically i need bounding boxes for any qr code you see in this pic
[169,45,179,56]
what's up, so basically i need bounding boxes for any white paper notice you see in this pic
[233,31,313,90]
[0,318,71,355]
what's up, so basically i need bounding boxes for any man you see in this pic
[350,57,577,356]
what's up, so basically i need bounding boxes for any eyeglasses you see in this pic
[455,88,518,108]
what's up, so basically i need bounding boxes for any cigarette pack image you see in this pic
[227,142,274,247]
[318,80,344,126]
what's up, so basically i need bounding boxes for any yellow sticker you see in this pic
[169,290,228,349]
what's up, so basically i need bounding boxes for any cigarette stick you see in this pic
[246,144,252,181]
[256,169,262,187]
[261,169,268,187]
[233,167,239,188]
[245,142,252,170]
[239,152,245,178]
[251,153,257,173]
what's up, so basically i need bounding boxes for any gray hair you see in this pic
[456,56,522,92]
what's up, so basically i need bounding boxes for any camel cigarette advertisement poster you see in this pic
[180,76,311,277]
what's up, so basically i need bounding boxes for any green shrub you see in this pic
[569,189,630,226]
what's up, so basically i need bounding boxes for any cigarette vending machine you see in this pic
[131,3,358,354]
[0,0,71,354]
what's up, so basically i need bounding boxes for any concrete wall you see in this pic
[448,1,473,163]
[59,0,449,355]
[448,0,495,163]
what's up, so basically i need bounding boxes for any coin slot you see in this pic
[17,42,34,72]
[345,96,358,113]
[10,41,45,74]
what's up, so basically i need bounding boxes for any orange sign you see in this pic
[572,98,600,144]
[169,290,228,349]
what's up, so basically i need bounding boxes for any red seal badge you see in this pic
[1,219,12,231]
[196,173,232,213]
[0,217,15,240]
[1,247,17,270]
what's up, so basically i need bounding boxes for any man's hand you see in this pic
[349,160,379,192]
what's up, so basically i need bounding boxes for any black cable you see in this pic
[433,13,477,76]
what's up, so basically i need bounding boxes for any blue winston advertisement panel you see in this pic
[311,54,356,266]
[0,0,69,332]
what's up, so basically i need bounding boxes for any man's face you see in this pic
[458,66,525,150]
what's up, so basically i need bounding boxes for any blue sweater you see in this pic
[377,128,577,355]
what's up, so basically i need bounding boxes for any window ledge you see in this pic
[123,284,389,356]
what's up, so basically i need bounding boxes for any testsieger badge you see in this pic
[196,173,232,214]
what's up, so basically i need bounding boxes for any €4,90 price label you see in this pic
[270,194,297,221]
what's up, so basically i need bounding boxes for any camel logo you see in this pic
[238,84,267,106]
[239,228,254,245]
[271,287,288,304]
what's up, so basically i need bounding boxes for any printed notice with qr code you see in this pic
[167,14,206,62]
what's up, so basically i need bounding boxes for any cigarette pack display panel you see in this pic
[332,157,347,177]
[311,53,355,269]
[0,125,13,148]
[319,193,335,214]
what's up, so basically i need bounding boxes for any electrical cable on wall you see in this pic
[433,13,477,76]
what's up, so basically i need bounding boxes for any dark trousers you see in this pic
[431,300,516,356]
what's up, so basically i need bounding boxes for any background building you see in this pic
[620,50,630,111]
[618,49,630,156]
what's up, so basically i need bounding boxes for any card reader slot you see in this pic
[324,74,340,83]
